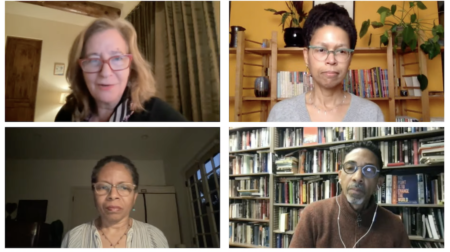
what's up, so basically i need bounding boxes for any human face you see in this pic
[93,162,137,222]
[83,29,130,108]
[338,148,382,208]
[303,25,352,89]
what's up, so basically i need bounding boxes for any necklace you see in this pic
[99,219,132,248]
[308,91,347,115]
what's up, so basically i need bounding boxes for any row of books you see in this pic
[277,127,358,148]
[378,135,443,167]
[229,152,271,175]
[275,234,293,248]
[275,176,341,205]
[411,241,444,248]
[276,71,312,99]
[343,67,389,98]
[377,173,444,205]
[229,222,270,247]
[363,127,442,138]
[278,207,303,233]
[229,176,269,197]
[229,200,270,220]
[397,207,444,240]
[276,145,349,174]
[229,128,270,151]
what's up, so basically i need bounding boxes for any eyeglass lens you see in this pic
[311,47,351,62]
[81,56,130,72]
[343,163,378,178]
[94,182,134,196]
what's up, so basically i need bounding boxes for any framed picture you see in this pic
[54,63,65,76]
[313,1,355,21]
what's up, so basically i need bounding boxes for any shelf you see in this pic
[230,196,270,200]
[229,147,270,153]
[230,173,271,177]
[367,97,389,101]
[408,236,444,242]
[229,127,268,133]
[229,48,271,55]
[274,172,338,177]
[275,140,356,151]
[382,164,443,170]
[229,242,269,248]
[243,96,271,101]
[274,203,308,207]
[364,129,444,141]
[229,218,270,223]
[379,203,444,208]
[274,230,295,235]
[395,96,421,100]
[278,47,305,54]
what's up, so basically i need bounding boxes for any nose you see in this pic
[325,51,337,64]
[99,61,113,76]
[351,167,364,184]
[107,186,120,199]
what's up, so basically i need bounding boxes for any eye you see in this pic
[316,48,326,53]
[112,56,125,61]
[336,49,348,54]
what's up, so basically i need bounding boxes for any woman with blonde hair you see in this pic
[55,18,186,122]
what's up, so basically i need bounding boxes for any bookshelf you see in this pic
[230,30,443,122]
[229,127,444,248]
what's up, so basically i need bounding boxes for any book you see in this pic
[397,175,419,204]
[303,127,318,145]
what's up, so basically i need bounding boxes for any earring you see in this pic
[132,208,135,212]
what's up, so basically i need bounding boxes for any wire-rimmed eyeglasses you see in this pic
[92,182,136,197]
[308,46,354,62]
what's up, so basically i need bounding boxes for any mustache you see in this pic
[347,183,365,192]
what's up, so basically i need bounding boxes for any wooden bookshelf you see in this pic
[229,242,268,248]
[230,30,443,122]
[408,236,444,242]
[229,218,270,223]
[274,140,356,151]
[274,172,338,177]
[274,203,308,207]
[379,204,444,208]
[229,173,271,177]
[229,147,270,154]
[364,129,444,141]
[230,196,270,200]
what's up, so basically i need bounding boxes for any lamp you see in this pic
[59,92,70,104]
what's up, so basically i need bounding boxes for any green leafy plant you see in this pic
[265,1,308,30]
[359,1,443,61]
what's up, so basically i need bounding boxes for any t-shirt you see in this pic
[61,219,168,248]
[267,93,385,122]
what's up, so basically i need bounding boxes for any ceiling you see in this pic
[5,127,198,160]
[5,1,140,27]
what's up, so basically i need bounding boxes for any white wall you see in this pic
[163,128,220,247]
[5,159,166,235]
[5,13,85,122]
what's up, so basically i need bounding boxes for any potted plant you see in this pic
[265,1,308,47]
[359,1,444,90]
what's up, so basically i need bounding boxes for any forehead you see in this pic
[310,24,350,46]
[84,28,128,54]
[97,162,132,179]
[344,148,378,164]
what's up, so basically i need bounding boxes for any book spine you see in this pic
[392,175,398,204]
[417,173,425,204]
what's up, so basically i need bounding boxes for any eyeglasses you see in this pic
[78,54,133,73]
[342,162,380,178]
[92,182,136,197]
[308,46,354,62]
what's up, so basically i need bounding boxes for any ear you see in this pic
[377,175,385,188]
[303,47,309,68]
[337,169,342,183]
[133,191,138,204]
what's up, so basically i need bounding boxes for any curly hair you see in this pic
[345,141,383,170]
[91,155,140,190]
[303,2,357,49]
[65,18,156,121]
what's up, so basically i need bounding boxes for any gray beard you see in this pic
[346,192,365,205]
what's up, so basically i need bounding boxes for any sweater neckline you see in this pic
[301,92,355,122]
[337,192,377,224]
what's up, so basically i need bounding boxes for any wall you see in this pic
[229,1,444,121]
[5,13,85,122]
[163,128,220,248]
[5,159,166,235]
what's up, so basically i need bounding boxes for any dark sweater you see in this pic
[55,97,187,122]
[289,193,410,248]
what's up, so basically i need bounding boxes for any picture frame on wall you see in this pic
[313,1,355,21]
[54,63,65,76]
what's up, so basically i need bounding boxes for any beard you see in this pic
[346,183,366,205]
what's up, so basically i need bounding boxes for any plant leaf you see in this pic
[360,19,370,38]
[410,13,416,23]
[409,2,415,8]
[403,24,415,44]
[264,8,277,13]
[391,5,397,15]
[371,21,384,28]
[391,24,397,32]
[417,74,428,91]
[377,6,391,15]
[380,34,389,46]
[416,1,427,10]
[380,11,387,25]
[274,11,287,15]
[432,35,439,43]
[281,12,289,30]
[368,33,372,46]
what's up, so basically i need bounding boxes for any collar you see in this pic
[337,192,378,227]
[82,89,134,122]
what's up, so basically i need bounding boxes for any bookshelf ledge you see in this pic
[379,203,444,208]
[229,147,270,153]
[229,218,270,223]
[229,242,268,248]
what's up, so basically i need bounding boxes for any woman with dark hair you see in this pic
[55,18,186,122]
[61,155,168,248]
[268,2,384,122]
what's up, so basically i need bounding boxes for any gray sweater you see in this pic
[267,93,384,122]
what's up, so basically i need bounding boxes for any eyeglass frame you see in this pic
[308,46,354,62]
[92,182,137,196]
[341,162,380,179]
[78,54,133,73]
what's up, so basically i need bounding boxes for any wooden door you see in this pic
[5,37,42,122]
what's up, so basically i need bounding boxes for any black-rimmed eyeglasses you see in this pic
[342,162,380,178]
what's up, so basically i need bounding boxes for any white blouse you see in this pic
[61,218,169,248]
